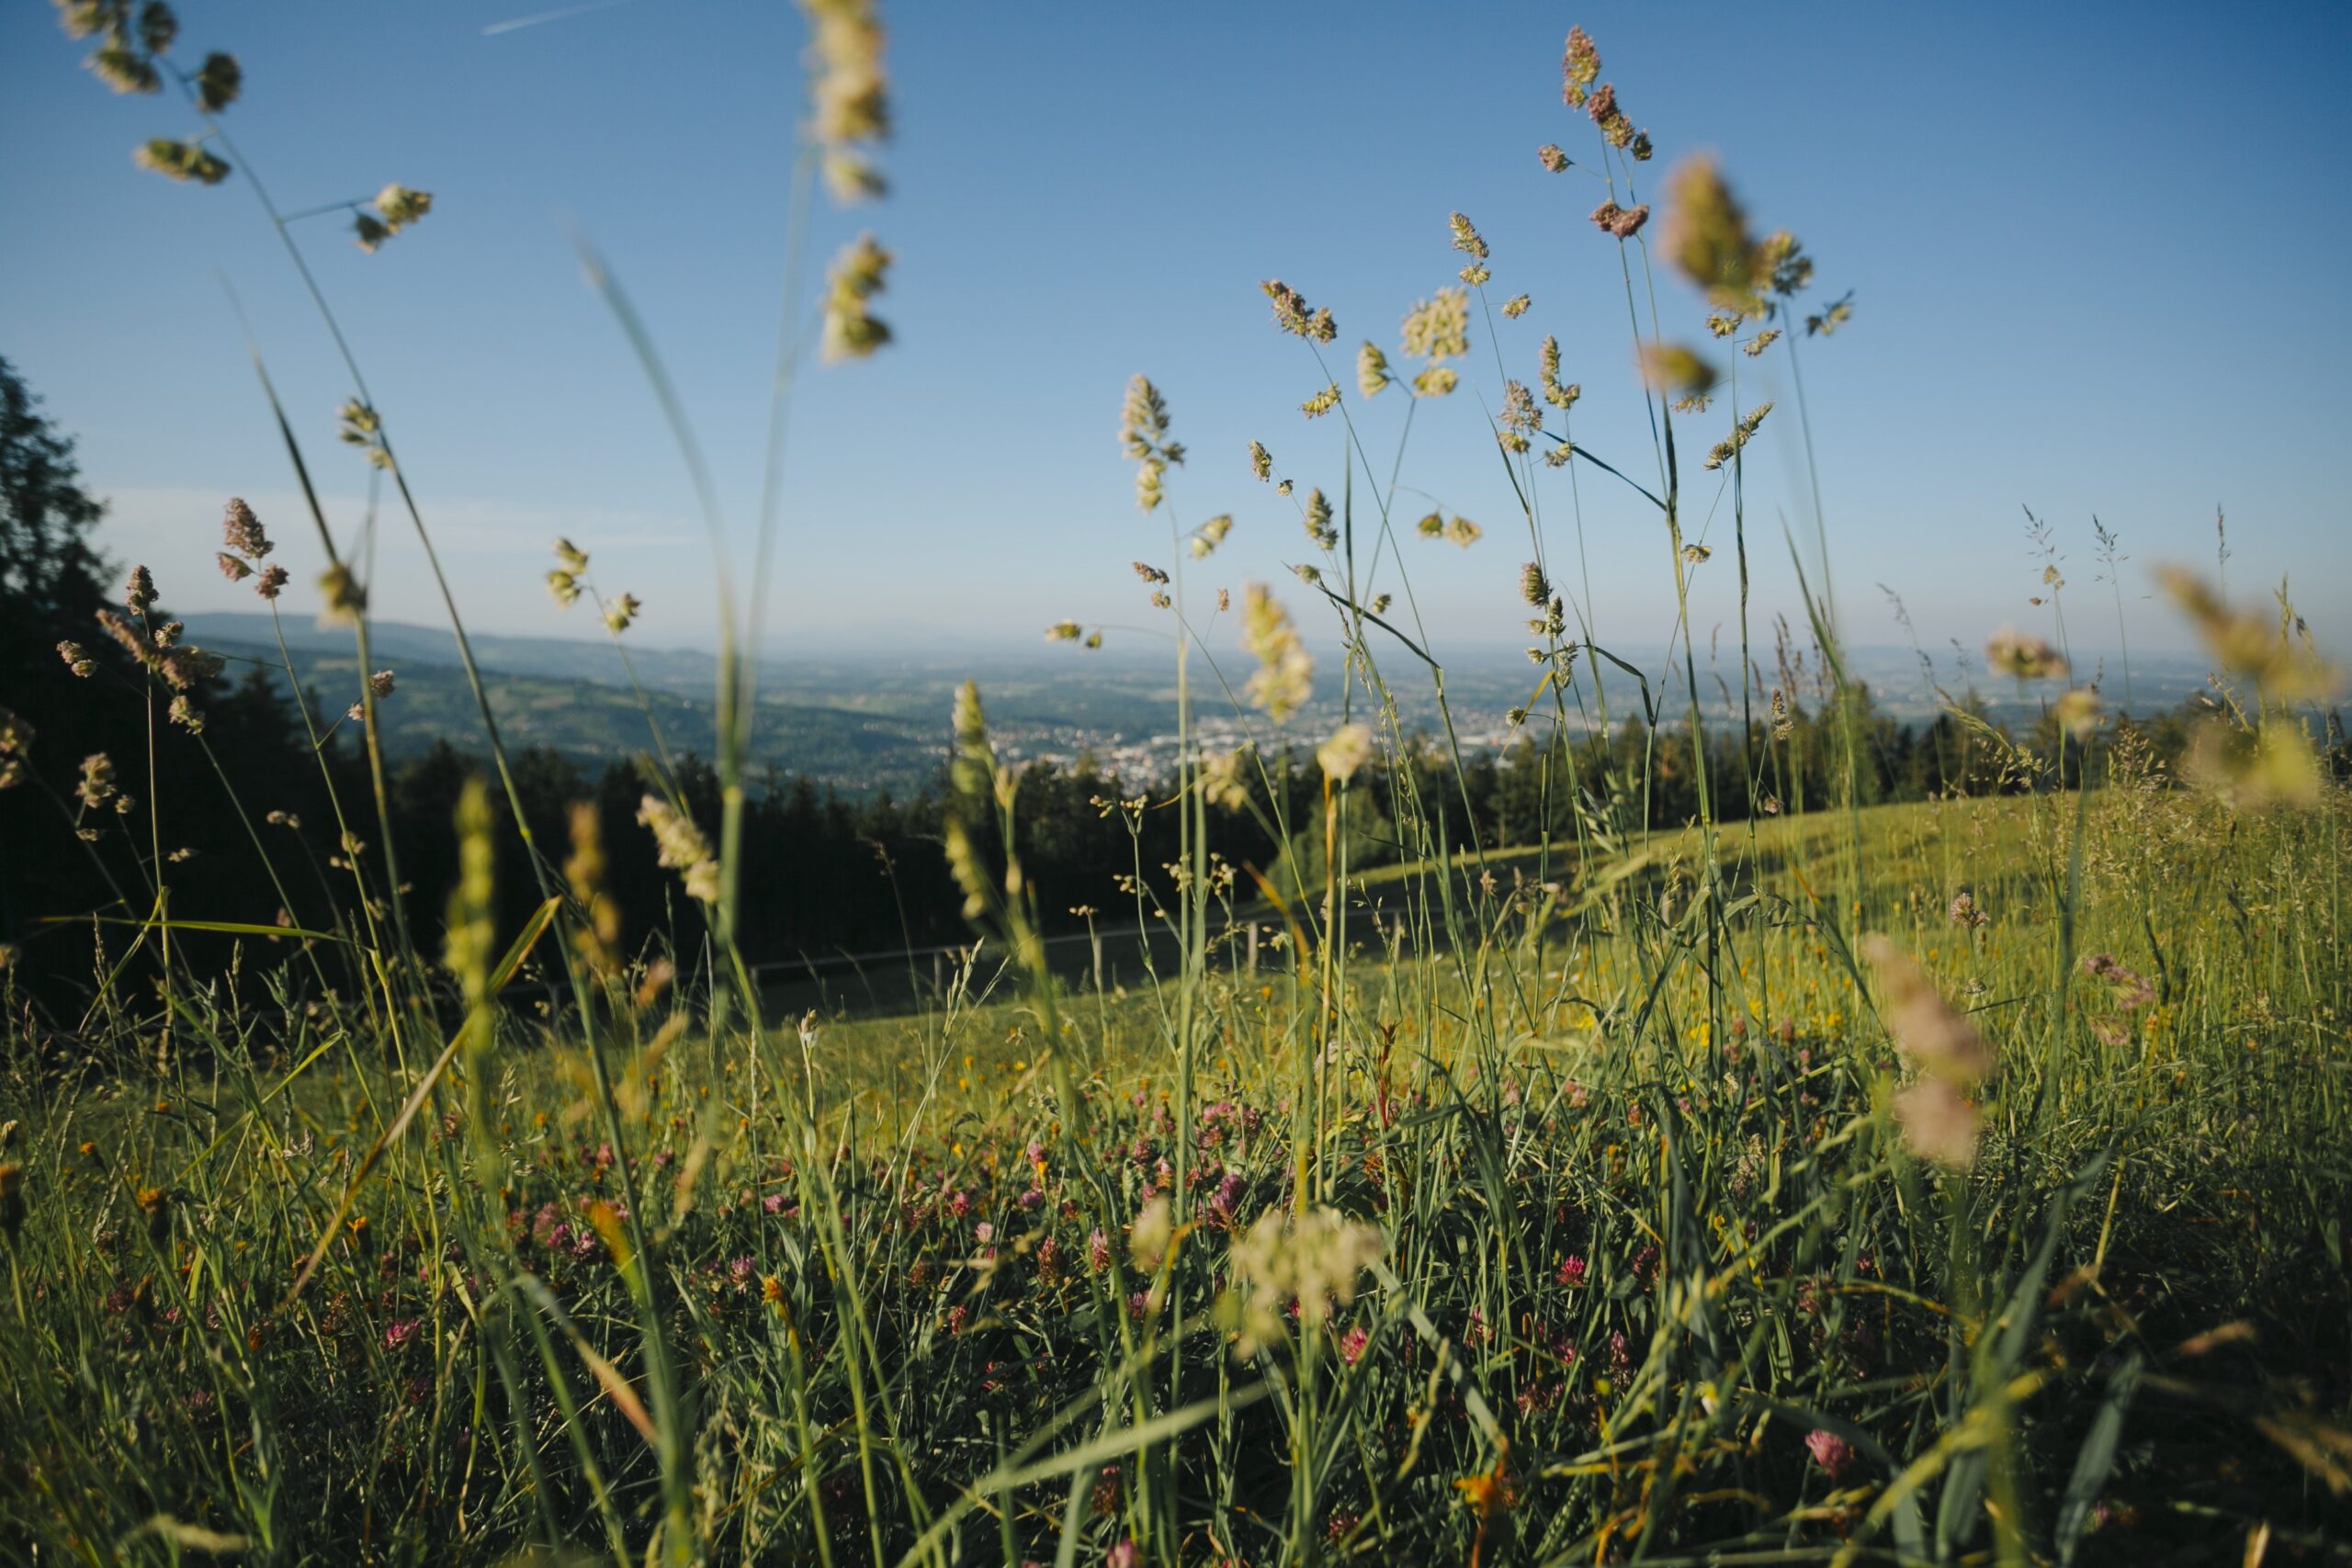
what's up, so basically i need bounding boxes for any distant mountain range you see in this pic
[181,611,2225,796]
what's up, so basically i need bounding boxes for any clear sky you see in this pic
[5,1,2348,670]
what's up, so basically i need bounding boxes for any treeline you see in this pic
[5,636,2263,1013]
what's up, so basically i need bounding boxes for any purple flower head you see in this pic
[1209,1171,1246,1222]
[1806,1427,1859,1482]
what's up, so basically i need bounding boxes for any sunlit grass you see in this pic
[5,5,2347,1565]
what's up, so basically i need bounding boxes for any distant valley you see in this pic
[182,611,2223,797]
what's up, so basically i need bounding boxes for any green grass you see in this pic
[6,789,2348,1563]
[8,6,2350,1565]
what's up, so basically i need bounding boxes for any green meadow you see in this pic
[3,5,2347,1564]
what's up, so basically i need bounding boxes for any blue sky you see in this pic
[5,0,2347,669]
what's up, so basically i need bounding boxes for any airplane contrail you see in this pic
[482,0,634,38]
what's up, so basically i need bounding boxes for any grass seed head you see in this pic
[1863,934,1995,1087]
[1317,723,1374,784]
[820,232,894,362]
[1984,626,2067,681]
[1639,343,1717,399]
[1561,26,1599,108]
[222,497,271,558]
[1240,583,1312,720]
[636,794,720,905]
[797,0,891,176]
[1890,1080,1980,1171]
[1219,1205,1385,1358]
[318,563,367,624]
[135,138,229,183]
[194,50,240,111]
[1661,156,1766,312]
[2160,567,2336,704]
[1448,211,1488,260]
[1400,287,1470,363]
[1261,280,1336,342]
[75,751,117,809]
[1303,489,1336,549]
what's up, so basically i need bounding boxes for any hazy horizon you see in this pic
[177,604,2249,674]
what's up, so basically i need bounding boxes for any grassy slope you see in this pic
[5,776,2348,1563]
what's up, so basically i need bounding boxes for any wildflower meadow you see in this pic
[2,6,2347,1565]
